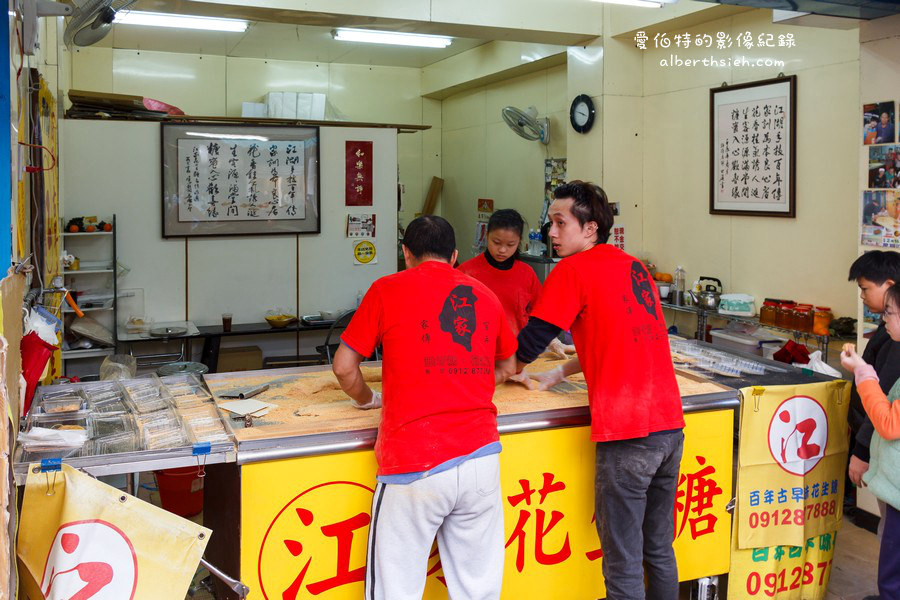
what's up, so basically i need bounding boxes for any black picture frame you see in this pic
[161,123,321,237]
[709,75,797,218]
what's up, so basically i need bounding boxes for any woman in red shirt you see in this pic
[459,209,539,333]
[459,209,573,356]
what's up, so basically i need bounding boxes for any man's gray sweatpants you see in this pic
[365,453,505,600]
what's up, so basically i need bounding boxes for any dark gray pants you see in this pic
[595,430,685,600]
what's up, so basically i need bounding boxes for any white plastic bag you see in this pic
[24,306,60,346]
[793,351,842,378]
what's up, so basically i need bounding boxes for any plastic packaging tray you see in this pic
[93,414,136,438]
[28,411,93,438]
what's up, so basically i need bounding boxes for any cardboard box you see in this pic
[241,102,267,118]
[311,93,326,119]
[217,346,262,372]
[282,92,298,119]
[296,93,313,119]
[266,92,283,118]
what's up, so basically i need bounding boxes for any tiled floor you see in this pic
[825,517,881,600]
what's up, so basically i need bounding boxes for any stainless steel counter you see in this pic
[203,360,744,466]
[16,343,833,478]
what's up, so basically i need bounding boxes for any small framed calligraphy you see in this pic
[161,123,320,237]
[709,75,796,217]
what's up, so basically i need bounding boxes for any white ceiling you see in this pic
[92,21,489,67]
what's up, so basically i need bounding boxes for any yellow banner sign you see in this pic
[243,410,733,599]
[729,517,837,600]
[737,381,850,550]
[17,464,210,600]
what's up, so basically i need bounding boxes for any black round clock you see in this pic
[570,94,595,134]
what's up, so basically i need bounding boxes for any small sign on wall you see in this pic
[352,240,378,265]
[346,141,373,206]
[347,214,376,238]
[612,225,625,250]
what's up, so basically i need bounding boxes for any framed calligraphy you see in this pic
[161,123,320,237]
[709,75,796,217]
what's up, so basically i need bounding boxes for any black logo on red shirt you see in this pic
[440,285,478,351]
[630,261,658,320]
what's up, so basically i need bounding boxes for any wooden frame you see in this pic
[709,75,796,218]
[161,123,321,237]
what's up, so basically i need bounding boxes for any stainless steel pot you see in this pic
[687,276,723,310]
[688,289,720,310]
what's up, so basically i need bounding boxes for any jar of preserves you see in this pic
[813,307,833,336]
[759,300,778,325]
[776,302,796,328]
[794,306,813,333]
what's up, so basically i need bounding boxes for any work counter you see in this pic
[197,343,832,600]
[14,341,838,599]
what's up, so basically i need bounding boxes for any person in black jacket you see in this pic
[848,252,900,507]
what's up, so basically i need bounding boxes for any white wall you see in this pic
[69,48,440,229]
[441,64,567,261]
[61,120,397,354]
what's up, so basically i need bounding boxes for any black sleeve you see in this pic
[516,317,563,365]
[853,420,874,462]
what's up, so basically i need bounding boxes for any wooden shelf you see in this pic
[63,231,113,237]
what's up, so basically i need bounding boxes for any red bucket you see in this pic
[155,467,204,517]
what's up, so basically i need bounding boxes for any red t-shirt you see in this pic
[341,261,518,476]
[458,254,542,334]
[530,244,684,442]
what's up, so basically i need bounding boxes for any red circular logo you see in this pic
[767,395,828,476]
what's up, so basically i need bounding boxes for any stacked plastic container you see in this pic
[22,374,231,462]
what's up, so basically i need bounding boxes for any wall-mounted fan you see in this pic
[501,105,550,145]
[63,0,137,48]
[16,0,73,55]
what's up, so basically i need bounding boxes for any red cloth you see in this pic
[773,340,810,365]
[21,332,57,415]
[529,245,685,442]
[141,97,184,116]
[458,254,542,334]
[341,261,517,475]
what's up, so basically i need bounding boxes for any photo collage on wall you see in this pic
[860,101,899,248]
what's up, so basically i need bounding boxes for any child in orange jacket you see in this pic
[841,283,900,600]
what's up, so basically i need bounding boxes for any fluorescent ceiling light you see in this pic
[186,132,269,141]
[114,11,249,33]
[332,28,452,48]
[590,0,662,7]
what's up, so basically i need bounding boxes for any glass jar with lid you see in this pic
[793,305,813,333]
[775,302,796,328]
[813,307,833,336]
[759,300,778,325]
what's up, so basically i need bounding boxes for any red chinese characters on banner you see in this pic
[505,473,572,573]
[345,141,373,206]
[259,482,373,600]
[259,457,725,596]
[494,458,723,576]
[675,455,724,540]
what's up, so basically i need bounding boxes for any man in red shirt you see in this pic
[513,181,685,600]
[333,215,517,600]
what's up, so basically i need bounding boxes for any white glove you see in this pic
[532,365,566,391]
[352,389,382,410]
[507,370,539,390]
[546,338,567,360]
[546,338,576,360]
